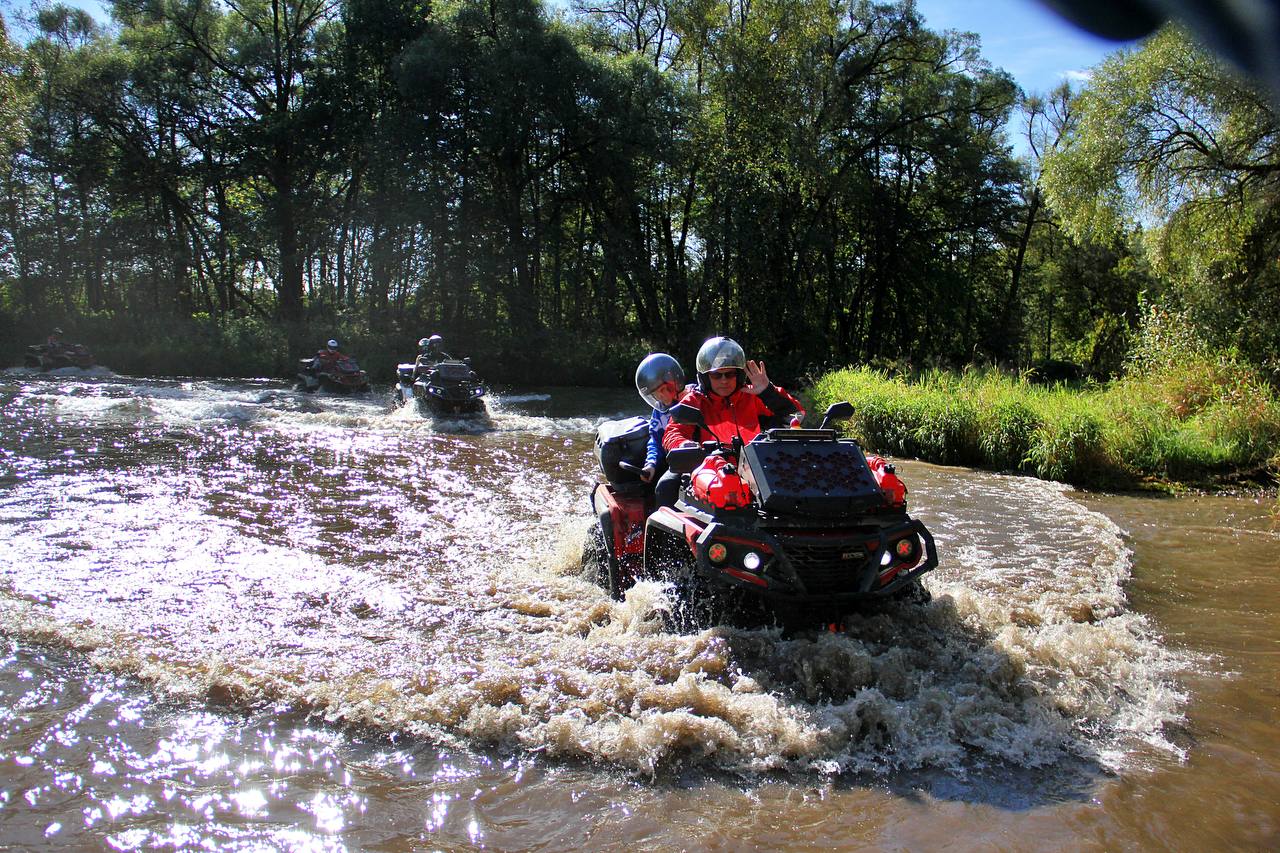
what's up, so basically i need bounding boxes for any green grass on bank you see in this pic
[810,365,1280,490]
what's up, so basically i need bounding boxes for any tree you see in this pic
[1041,26,1280,372]
[119,0,348,320]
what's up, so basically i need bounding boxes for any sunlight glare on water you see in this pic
[0,373,1193,789]
[19,374,1268,848]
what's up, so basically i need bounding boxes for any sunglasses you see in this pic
[708,369,738,379]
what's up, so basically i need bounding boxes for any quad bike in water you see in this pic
[394,358,487,416]
[297,355,371,394]
[24,341,95,371]
[584,402,938,631]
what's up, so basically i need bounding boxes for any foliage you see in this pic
[1,3,1277,397]
[1041,26,1280,379]
[0,0,1032,380]
[812,348,1280,489]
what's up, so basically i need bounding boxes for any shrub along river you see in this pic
[0,370,1275,850]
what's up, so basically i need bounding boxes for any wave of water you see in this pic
[0,376,1192,779]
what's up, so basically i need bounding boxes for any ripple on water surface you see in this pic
[0,377,1190,778]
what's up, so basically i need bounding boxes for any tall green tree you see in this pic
[1042,26,1280,374]
[118,0,348,320]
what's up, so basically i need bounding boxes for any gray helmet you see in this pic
[417,337,430,350]
[695,336,745,392]
[428,334,443,346]
[327,339,339,349]
[635,353,685,411]
[695,336,745,373]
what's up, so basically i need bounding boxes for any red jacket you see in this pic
[663,384,803,450]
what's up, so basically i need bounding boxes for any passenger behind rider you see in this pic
[662,336,804,453]
[634,352,688,508]
[414,334,451,376]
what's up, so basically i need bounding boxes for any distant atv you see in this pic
[584,402,937,630]
[297,355,370,394]
[25,341,95,371]
[394,358,487,416]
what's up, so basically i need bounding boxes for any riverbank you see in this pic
[809,366,1280,493]
[2,314,648,387]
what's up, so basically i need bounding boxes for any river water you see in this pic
[0,371,1275,850]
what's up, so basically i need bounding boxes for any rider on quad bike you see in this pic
[662,336,804,450]
[635,352,691,509]
[587,338,937,631]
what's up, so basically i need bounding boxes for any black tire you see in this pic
[891,578,932,605]
[581,524,607,586]
[646,530,726,632]
[583,521,626,600]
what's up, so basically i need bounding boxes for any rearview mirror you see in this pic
[669,402,706,428]
[665,445,708,474]
[818,401,854,430]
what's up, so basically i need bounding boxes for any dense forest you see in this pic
[0,0,1276,385]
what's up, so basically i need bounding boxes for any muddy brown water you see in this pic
[0,370,1275,850]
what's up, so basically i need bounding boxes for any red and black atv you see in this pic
[297,355,371,395]
[24,341,95,371]
[585,402,938,630]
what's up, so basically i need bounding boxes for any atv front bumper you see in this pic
[676,516,939,604]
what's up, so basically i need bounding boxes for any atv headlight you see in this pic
[880,551,893,567]
[430,387,444,396]
[742,551,762,571]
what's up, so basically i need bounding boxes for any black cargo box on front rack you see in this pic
[740,433,885,516]
[594,416,649,486]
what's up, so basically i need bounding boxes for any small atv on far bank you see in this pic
[24,341,95,371]
[584,402,937,631]
[297,354,371,394]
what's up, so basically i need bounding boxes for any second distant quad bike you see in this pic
[297,354,371,394]
[394,358,487,416]
[584,401,938,631]
[24,341,95,371]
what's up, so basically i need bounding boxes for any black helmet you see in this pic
[695,336,746,393]
[635,353,685,411]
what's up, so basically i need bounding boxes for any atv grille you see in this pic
[775,535,869,594]
[740,439,884,516]
[764,448,875,493]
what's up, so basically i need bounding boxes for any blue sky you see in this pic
[914,0,1138,96]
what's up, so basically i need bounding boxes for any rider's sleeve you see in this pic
[662,417,693,452]
[646,408,673,468]
[757,384,802,418]
[662,390,705,451]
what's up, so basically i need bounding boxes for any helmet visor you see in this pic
[639,378,683,412]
